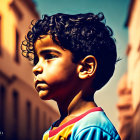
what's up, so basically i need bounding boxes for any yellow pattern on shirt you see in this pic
[43,123,75,140]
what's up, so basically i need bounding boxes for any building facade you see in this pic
[117,0,140,139]
[0,0,59,140]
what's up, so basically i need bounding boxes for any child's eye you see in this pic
[44,54,58,60]
[33,56,39,66]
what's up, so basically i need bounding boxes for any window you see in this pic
[15,29,20,63]
[35,107,40,140]
[13,91,18,119]
[137,44,140,52]
[9,1,23,20]
[12,90,19,140]
[0,15,2,55]
[43,112,47,132]
[126,44,131,56]
[26,101,31,140]
[48,117,52,128]
[0,85,6,136]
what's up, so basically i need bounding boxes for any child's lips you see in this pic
[36,83,49,92]
[35,80,48,92]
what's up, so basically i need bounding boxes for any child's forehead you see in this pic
[34,35,61,53]
[35,35,55,48]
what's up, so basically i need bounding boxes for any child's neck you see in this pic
[57,89,97,121]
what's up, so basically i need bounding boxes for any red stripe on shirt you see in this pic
[49,107,103,137]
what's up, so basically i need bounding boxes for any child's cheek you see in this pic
[47,69,66,82]
[42,65,63,82]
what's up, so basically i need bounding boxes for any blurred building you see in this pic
[117,0,140,139]
[0,0,59,140]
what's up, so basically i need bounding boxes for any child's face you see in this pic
[33,35,79,101]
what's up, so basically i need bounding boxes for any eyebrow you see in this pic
[39,49,62,56]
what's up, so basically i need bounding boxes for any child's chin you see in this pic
[38,90,50,100]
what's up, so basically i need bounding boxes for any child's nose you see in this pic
[32,64,43,76]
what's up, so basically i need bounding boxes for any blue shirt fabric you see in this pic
[70,110,120,140]
[43,107,121,140]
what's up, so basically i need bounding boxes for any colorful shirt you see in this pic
[43,107,121,140]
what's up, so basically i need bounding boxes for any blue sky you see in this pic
[33,0,130,129]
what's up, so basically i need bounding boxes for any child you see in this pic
[21,13,121,140]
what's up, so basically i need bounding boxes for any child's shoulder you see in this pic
[71,107,120,140]
[42,107,121,140]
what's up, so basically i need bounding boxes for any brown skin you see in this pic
[33,35,98,126]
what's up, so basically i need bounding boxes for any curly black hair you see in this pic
[21,12,117,91]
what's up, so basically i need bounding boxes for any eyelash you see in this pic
[44,54,58,60]
[33,54,58,66]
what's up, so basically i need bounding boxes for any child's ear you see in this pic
[77,55,97,79]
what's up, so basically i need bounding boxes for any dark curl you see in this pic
[21,12,117,91]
